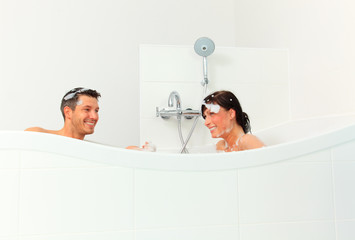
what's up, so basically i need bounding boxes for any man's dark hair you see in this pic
[60,87,101,120]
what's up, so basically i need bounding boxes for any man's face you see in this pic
[70,95,99,136]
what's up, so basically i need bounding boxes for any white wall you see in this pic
[0,0,236,147]
[1,0,354,147]
[140,45,289,151]
[234,0,355,119]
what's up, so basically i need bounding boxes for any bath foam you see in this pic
[202,103,220,113]
[215,123,234,138]
[63,88,89,101]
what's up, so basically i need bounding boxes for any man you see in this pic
[26,87,101,140]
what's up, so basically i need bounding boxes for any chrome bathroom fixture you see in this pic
[156,91,200,153]
[156,91,200,119]
[156,91,200,120]
[155,37,215,153]
[194,37,215,90]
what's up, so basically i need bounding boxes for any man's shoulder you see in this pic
[25,127,50,133]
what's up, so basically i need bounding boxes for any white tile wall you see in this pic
[140,45,201,84]
[140,82,205,119]
[140,45,289,149]
[134,169,238,229]
[238,161,334,224]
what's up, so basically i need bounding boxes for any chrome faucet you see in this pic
[168,91,181,110]
[156,91,200,119]
[156,90,201,154]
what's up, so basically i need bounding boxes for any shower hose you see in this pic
[178,85,208,153]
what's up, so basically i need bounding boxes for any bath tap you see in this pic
[156,90,201,154]
[168,91,181,110]
[156,91,200,119]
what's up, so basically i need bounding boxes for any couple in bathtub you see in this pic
[26,87,264,152]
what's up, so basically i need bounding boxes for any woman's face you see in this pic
[203,104,235,138]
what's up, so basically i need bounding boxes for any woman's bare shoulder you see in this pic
[241,134,265,149]
[216,139,227,151]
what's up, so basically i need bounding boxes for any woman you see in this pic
[201,90,264,152]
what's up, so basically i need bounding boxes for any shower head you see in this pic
[194,37,215,57]
[194,37,215,87]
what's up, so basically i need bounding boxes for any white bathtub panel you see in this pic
[333,161,355,220]
[0,170,19,236]
[0,150,20,169]
[19,167,134,235]
[20,231,134,240]
[20,150,106,169]
[135,169,238,228]
[337,220,355,240]
[136,226,239,240]
[0,236,18,240]
[287,149,331,163]
[332,140,355,162]
[238,162,334,224]
[240,221,336,240]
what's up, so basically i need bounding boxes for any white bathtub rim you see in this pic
[1,123,355,171]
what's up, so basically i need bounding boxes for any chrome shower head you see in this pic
[194,37,215,87]
[194,37,215,57]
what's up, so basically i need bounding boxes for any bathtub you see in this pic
[1,115,355,240]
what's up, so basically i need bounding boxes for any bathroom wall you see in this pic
[1,0,354,147]
[140,45,289,150]
[0,0,236,147]
[233,0,355,119]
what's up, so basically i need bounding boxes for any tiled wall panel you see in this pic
[140,45,289,149]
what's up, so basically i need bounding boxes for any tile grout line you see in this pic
[236,169,241,240]
[17,151,22,238]
[133,168,136,240]
[330,148,339,240]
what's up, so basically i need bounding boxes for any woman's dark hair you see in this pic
[201,90,251,133]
